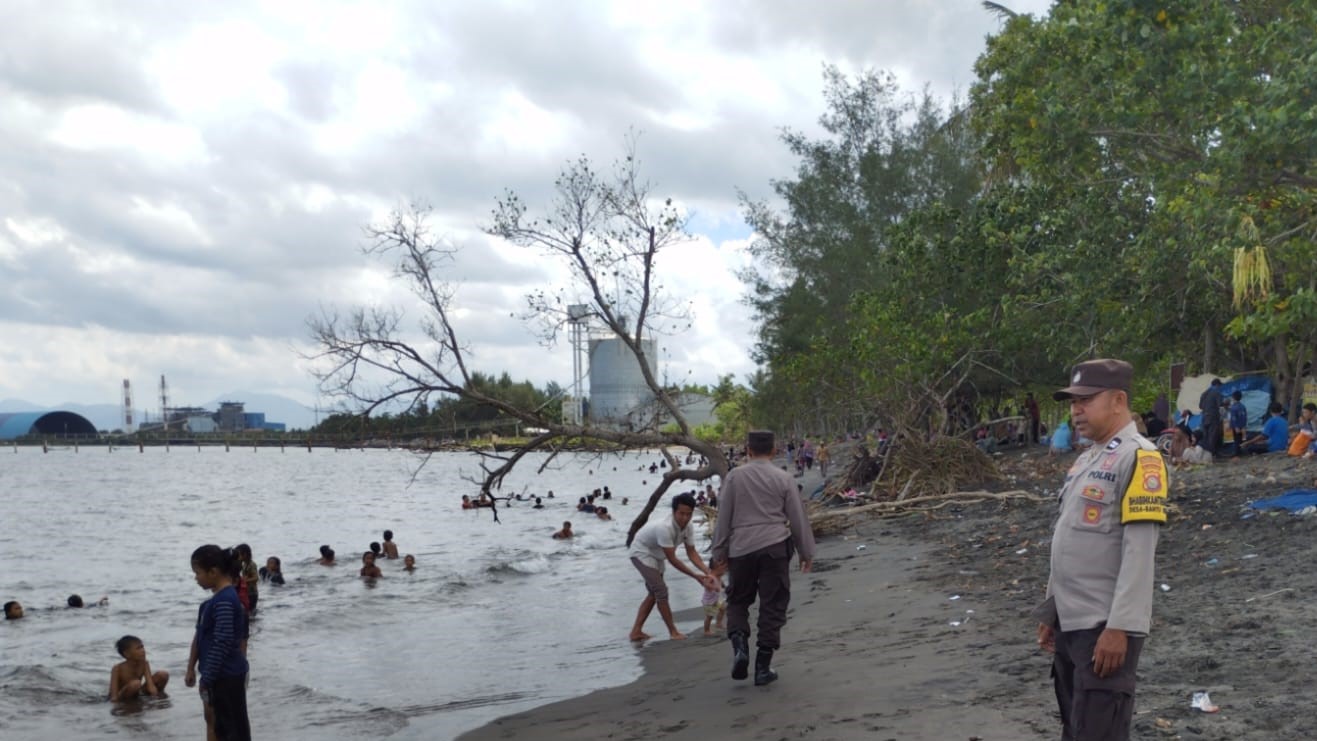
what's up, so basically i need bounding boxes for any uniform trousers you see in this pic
[1051,626,1144,741]
[726,539,792,650]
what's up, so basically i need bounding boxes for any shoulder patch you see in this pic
[1121,449,1169,524]
[1105,436,1122,452]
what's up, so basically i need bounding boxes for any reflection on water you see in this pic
[0,448,705,740]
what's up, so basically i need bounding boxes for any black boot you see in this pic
[730,632,750,680]
[754,648,778,686]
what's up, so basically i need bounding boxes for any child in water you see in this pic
[318,545,336,565]
[360,551,383,578]
[402,554,416,572]
[108,635,169,701]
[701,564,727,636]
[382,530,399,559]
[185,545,251,741]
[552,521,573,539]
[235,544,259,615]
[3,600,21,619]
[259,556,285,585]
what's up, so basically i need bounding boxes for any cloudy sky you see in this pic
[0,0,1052,417]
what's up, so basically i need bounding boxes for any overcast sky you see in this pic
[0,0,1052,415]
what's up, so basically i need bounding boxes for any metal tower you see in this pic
[122,379,134,431]
[159,375,169,432]
[566,304,591,425]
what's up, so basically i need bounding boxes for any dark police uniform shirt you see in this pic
[1044,420,1168,635]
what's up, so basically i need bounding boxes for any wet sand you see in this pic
[464,448,1317,740]
[460,530,1052,741]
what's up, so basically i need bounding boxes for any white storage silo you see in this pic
[588,337,658,424]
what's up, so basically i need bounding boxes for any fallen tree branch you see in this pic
[808,489,1045,535]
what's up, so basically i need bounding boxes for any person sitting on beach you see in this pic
[108,635,169,701]
[552,521,574,539]
[259,557,285,585]
[1288,403,1316,457]
[702,563,727,636]
[403,555,416,572]
[318,545,336,566]
[1239,402,1289,454]
[4,600,23,619]
[68,594,109,608]
[462,494,474,510]
[382,531,399,559]
[360,552,383,578]
[532,497,544,509]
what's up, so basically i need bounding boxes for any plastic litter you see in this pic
[949,595,961,601]
[1301,505,1317,516]
[856,544,867,551]
[1205,558,1219,566]
[1191,691,1220,713]
[1241,553,1258,559]
[1015,548,1029,555]
[1160,583,1171,592]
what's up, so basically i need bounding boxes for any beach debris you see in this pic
[1300,505,1317,516]
[1155,717,1173,730]
[1015,548,1029,555]
[1160,583,1171,592]
[1201,523,1213,530]
[1246,587,1294,602]
[949,595,961,601]
[1241,553,1258,559]
[1191,691,1220,713]
[1204,558,1219,567]
[856,544,867,551]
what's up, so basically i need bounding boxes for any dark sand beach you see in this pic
[463,449,1317,741]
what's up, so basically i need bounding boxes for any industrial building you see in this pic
[0,411,98,440]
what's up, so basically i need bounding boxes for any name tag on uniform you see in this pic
[1121,450,1169,524]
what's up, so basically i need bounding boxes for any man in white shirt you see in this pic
[627,493,714,642]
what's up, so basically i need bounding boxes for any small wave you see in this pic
[0,664,104,705]
[485,554,552,576]
[396,690,532,715]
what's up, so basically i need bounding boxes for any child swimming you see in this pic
[360,551,383,578]
[108,635,169,701]
[185,545,251,741]
[402,554,416,572]
[4,600,23,619]
[318,545,336,565]
[258,556,285,585]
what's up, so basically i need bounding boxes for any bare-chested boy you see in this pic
[108,635,169,701]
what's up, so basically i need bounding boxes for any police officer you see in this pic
[1034,359,1168,741]
[712,430,815,686]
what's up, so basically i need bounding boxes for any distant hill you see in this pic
[0,392,317,432]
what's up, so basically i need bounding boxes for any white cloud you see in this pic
[0,0,1054,410]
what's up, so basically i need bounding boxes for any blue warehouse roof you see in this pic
[0,411,99,440]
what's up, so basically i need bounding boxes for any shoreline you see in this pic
[458,530,1052,740]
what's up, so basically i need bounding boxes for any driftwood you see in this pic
[809,488,1045,536]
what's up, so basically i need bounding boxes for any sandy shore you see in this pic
[459,528,1053,741]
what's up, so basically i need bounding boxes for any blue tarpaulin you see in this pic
[1185,376,1274,432]
[1249,490,1317,512]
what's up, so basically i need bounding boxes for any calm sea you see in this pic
[0,445,709,740]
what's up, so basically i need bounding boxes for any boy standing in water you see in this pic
[108,635,169,701]
[382,530,399,559]
[186,545,251,741]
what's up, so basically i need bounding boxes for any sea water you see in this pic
[0,445,709,740]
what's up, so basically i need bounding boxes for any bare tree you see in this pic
[309,141,729,542]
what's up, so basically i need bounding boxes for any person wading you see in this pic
[1034,359,1168,741]
[711,430,815,686]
